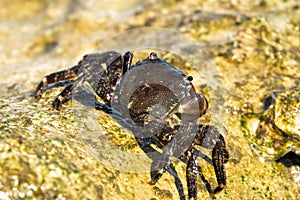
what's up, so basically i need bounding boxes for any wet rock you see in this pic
[242,89,300,161]
[0,99,103,199]
[1,0,300,199]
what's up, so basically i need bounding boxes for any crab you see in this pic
[34,51,229,199]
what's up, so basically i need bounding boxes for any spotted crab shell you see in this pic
[112,57,198,124]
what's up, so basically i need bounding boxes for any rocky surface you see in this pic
[1,0,300,199]
[242,89,300,161]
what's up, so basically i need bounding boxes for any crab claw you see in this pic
[178,93,208,122]
[149,168,166,185]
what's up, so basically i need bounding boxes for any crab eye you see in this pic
[187,76,193,81]
[149,52,158,60]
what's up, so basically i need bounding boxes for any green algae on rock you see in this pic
[242,89,300,161]
[1,0,300,199]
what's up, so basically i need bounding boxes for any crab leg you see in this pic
[194,125,229,196]
[34,64,81,100]
[168,163,186,200]
[149,138,176,184]
[136,137,185,200]
[52,63,115,111]
[136,136,176,184]
[35,51,122,102]
[186,148,198,199]
[211,134,229,194]
[53,72,93,110]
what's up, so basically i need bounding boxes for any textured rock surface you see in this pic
[1,0,300,199]
[242,89,300,161]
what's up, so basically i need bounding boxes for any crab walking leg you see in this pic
[179,154,214,195]
[196,165,213,193]
[135,136,176,184]
[211,134,229,195]
[186,149,198,199]
[150,138,176,184]
[35,64,81,100]
[167,163,186,200]
[35,51,122,101]
[136,137,186,200]
[52,73,91,111]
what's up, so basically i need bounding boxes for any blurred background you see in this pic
[0,0,299,199]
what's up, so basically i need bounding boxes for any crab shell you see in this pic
[111,56,207,130]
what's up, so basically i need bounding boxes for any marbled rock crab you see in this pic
[34,51,229,199]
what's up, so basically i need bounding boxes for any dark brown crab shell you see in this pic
[111,55,207,131]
